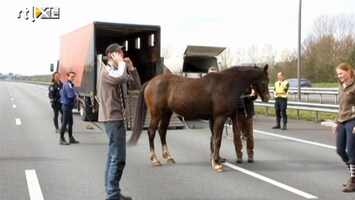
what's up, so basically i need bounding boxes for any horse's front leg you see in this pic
[159,113,175,164]
[211,117,226,172]
[148,120,161,166]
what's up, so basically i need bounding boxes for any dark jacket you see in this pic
[48,81,63,102]
[237,86,257,118]
[60,80,77,107]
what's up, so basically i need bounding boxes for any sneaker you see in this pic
[120,194,132,200]
[59,138,70,145]
[69,137,79,144]
[236,157,243,163]
[55,129,60,133]
[248,157,254,163]
[272,125,281,129]
[105,194,132,200]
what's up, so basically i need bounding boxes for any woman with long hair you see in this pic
[48,72,63,133]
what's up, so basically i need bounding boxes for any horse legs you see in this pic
[148,117,161,166]
[158,112,175,164]
[211,117,226,172]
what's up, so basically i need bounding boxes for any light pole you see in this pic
[297,0,302,101]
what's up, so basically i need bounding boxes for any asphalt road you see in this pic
[0,81,354,200]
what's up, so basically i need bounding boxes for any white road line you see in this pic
[223,162,318,199]
[11,98,14,101]
[12,104,16,108]
[15,118,21,125]
[222,122,335,150]
[254,130,336,149]
[25,170,44,200]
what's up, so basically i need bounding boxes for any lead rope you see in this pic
[127,77,132,129]
[119,85,126,127]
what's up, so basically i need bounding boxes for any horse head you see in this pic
[252,64,270,102]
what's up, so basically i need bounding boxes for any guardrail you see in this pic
[269,87,339,103]
[255,100,339,122]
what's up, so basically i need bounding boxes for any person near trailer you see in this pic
[234,86,257,163]
[48,72,63,133]
[59,71,84,145]
[332,63,355,192]
[98,43,141,200]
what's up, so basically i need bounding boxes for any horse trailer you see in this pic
[51,21,183,129]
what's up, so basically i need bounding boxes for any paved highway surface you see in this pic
[0,81,353,200]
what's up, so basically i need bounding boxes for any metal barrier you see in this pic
[255,100,339,122]
[269,87,339,103]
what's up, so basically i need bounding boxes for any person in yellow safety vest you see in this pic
[272,72,289,130]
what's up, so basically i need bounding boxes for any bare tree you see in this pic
[218,47,234,70]
[246,45,259,64]
[261,44,277,67]
[302,14,355,82]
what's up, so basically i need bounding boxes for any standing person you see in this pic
[98,43,141,200]
[207,66,226,163]
[272,71,289,130]
[48,72,63,133]
[59,71,84,145]
[332,63,355,192]
[234,87,257,163]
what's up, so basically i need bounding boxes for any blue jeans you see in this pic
[60,104,73,138]
[274,98,288,124]
[336,119,355,165]
[104,121,126,199]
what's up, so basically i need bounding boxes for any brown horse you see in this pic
[128,64,270,172]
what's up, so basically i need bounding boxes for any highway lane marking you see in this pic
[11,98,14,101]
[223,162,318,199]
[25,170,44,200]
[15,118,21,125]
[221,122,336,149]
[254,130,336,149]
[12,104,16,108]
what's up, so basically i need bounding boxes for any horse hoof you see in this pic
[214,165,225,172]
[153,161,161,166]
[167,158,176,164]
[215,166,225,172]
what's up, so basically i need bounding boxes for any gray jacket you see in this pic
[97,62,141,122]
[336,77,355,123]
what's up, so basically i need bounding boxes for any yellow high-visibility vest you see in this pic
[274,80,289,98]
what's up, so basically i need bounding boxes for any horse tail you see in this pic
[128,81,149,146]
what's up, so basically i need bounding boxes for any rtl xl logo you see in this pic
[17,7,60,22]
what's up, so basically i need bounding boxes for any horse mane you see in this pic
[222,65,259,73]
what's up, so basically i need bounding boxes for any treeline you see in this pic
[18,74,52,83]
[270,14,355,83]
[214,14,355,84]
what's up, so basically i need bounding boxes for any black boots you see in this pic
[272,117,281,129]
[343,164,355,192]
[272,124,280,129]
[281,123,287,130]
[272,123,287,130]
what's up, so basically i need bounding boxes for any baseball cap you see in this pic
[105,43,125,56]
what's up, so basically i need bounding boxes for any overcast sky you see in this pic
[1,0,354,75]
